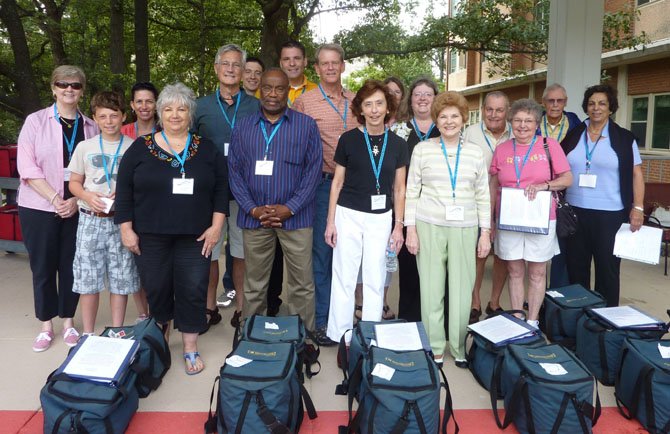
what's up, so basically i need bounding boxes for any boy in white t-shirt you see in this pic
[68,91,139,335]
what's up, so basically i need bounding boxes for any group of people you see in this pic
[16,39,644,373]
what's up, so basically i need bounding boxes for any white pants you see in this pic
[327,206,391,342]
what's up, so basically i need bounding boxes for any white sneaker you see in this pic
[526,319,540,329]
[216,290,236,307]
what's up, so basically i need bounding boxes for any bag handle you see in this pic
[338,358,363,433]
[256,391,292,434]
[438,367,460,433]
[203,376,220,434]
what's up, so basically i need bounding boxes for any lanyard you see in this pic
[215,90,242,129]
[53,104,79,161]
[318,84,348,131]
[160,131,192,177]
[513,136,537,187]
[480,121,510,153]
[134,122,155,138]
[412,118,435,142]
[583,130,603,173]
[363,127,389,194]
[259,117,285,160]
[287,85,306,108]
[543,115,565,141]
[440,136,462,202]
[99,135,124,193]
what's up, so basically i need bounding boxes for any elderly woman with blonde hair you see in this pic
[405,91,491,368]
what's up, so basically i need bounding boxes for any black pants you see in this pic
[397,226,450,331]
[19,206,79,321]
[565,207,627,307]
[135,233,209,333]
[266,239,284,315]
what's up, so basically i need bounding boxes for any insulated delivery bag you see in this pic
[236,314,320,381]
[541,284,606,349]
[40,335,140,434]
[204,340,317,434]
[466,311,545,400]
[615,337,670,434]
[101,317,171,397]
[576,306,668,386]
[497,343,601,434]
[339,345,458,434]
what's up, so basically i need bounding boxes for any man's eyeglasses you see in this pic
[545,98,566,106]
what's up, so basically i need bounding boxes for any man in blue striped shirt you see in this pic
[228,68,322,332]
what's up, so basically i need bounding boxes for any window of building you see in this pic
[630,93,670,150]
[468,109,480,126]
[450,0,463,16]
[637,0,651,6]
[449,49,467,74]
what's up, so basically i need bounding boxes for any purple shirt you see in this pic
[17,104,98,211]
[228,108,322,230]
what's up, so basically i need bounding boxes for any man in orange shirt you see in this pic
[279,40,318,106]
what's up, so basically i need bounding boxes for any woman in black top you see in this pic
[324,80,408,342]
[115,82,228,375]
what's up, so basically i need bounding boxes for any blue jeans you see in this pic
[313,178,333,328]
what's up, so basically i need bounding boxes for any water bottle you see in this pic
[386,240,398,272]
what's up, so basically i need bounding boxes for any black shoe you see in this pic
[455,359,469,369]
[469,307,481,325]
[485,303,504,317]
[199,308,222,335]
[230,310,242,328]
[314,326,337,347]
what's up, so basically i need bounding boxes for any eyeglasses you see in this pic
[54,81,83,90]
[512,118,537,125]
[545,98,566,105]
[260,85,288,95]
[412,92,435,99]
[216,61,242,70]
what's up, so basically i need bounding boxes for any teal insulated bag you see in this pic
[497,343,601,434]
[339,346,458,434]
[102,317,171,397]
[236,314,320,381]
[615,338,670,434]
[41,369,138,434]
[541,284,606,349]
[205,340,316,434]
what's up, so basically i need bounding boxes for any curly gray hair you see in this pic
[156,82,197,128]
[508,98,543,124]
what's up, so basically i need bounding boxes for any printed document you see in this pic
[613,223,663,265]
[375,322,423,351]
[62,335,138,383]
[467,314,534,345]
[498,188,551,234]
[591,306,663,329]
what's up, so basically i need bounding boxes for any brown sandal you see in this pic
[354,305,363,321]
[382,305,396,320]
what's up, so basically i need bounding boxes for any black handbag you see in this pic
[543,138,578,238]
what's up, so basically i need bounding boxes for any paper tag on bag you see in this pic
[658,344,670,359]
[539,363,568,376]
[226,355,253,368]
[546,290,564,298]
[264,322,279,330]
[371,363,395,381]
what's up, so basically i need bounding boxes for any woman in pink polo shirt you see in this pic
[17,65,98,352]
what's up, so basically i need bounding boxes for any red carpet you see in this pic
[3,408,647,433]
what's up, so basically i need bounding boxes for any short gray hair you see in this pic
[509,98,543,123]
[51,65,86,89]
[315,43,345,64]
[542,83,567,100]
[483,91,509,109]
[215,44,246,64]
[156,82,197,128]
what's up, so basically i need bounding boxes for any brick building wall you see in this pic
[628,59,670,95]
[642,158,670,183]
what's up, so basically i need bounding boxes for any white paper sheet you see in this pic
[375,323,423,351]
[658,344,670,359]
[467,315,534,345]
[371,363,395,381]
[498,188,551,234]
[225,355,253,367]
[540,363,568,376]
[63,336,137,382]
[591,306,663,328]
[613,223,663,265]
[546,290,564,298]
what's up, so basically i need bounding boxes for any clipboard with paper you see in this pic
[589,306,667,331]
[467,313,539,347]
[498,187,551,234]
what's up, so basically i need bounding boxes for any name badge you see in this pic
[173,177,194,195]
[255,160,274,176]
[64,168,71,181]
[445,205,465,221]
[224,142,230,157]
[579,173,597,188]
[371,194,386,210]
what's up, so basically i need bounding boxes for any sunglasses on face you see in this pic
[54,81,83,90]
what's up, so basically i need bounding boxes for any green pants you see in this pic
[416,220,477,360]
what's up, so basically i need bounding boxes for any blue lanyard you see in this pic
[99,135,124,193]
[583,130,602,172]
[480,121,510,153]
[53,104,79,161]
[287,86,306,108]
[318,84,348,131]
[412,118,435,142]
[215,90,242,129]
[440,136,462,202]
[259,117,284,160]
[513,136,537,187]
[134,121,155,138]
[363,127,388,194]
[159,131,192,176]
[543,115,565,141]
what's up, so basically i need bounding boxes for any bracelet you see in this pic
[545,181,551,191]
[49,192,59,204]
[394,219,404,226]
[632,206,644,214]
